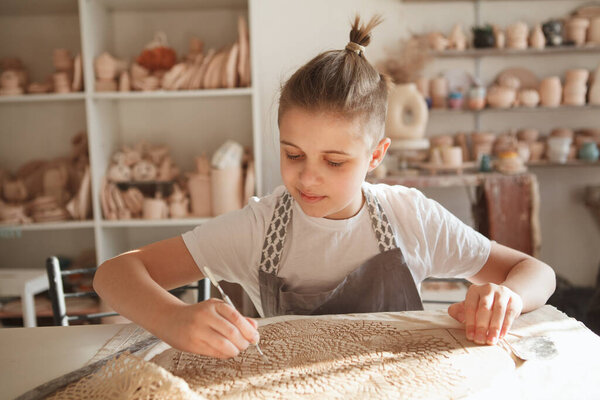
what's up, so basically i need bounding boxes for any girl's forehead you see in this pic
[279,108,366,149]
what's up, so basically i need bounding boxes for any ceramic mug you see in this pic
[441,146,463,167]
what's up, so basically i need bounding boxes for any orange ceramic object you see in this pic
[137,46,177,72]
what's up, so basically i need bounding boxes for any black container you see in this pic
[472,26,495,49]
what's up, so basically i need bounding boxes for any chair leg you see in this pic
[46,257,69,326]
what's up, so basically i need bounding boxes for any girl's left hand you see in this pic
[447,283,523,345]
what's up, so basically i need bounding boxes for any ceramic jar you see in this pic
[588,66,600,105]
[143,198,168,219]
[95,52,118,81]
[211,167,243,216]
[539,77,562,107]
[494,28,506,49]
[547,137,572,163]
[441,146,463,167]
[430,77,449,109]
[468,86,486,110]
[542,20,563,46]
[53,49,72,72]
[529,141,545,161]
[473,26,495,48]
[529,24,546,49]
[551,128,575,140]
[448,91,464,109]
[486,86,516,108]
[578,142,600,162]
[517,128,540,143]
[471,132,496,160]
[429,135,454,149]
[517,89,540,107]
[563,69,589,106]
[507,22,529,50]
[589,17,600,45]
[566,17,590,46]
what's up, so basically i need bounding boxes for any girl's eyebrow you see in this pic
[280,140,351,156]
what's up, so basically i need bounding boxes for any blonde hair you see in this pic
[277,15,391,150]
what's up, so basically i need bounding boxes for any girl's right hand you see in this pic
[160,298,260,359]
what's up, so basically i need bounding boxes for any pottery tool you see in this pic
[202,266,269,361]
[504,333,558,361]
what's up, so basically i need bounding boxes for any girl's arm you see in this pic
[447,241,556,346]
[93,236,259,358]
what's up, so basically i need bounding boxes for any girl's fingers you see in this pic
[463,289,480,341]
[245,317,259,329]
[447,301,466,323]
[500,297,521,338]
[473,288,495,345]
[216,302,260,344]
[202,326,242,358]
[486,292,508,345]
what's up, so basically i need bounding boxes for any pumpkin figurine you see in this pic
[137,32,177,72]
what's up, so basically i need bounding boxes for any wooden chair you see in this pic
[46,256,206,326]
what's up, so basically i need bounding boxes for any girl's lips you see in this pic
[299,190,326,203]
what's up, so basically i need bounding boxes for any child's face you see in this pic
[279,107,388,220]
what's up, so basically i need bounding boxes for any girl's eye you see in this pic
[286,153,302,160]
[327,160,344,167]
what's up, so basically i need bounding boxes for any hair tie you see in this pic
[345,41,365,55]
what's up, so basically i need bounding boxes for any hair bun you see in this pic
[348,14,383,49]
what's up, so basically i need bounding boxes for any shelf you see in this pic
[430,104,600,116]
[92,88,253,101]
[0,93,85,104]
[95,0,246,12]
[0,220,94,232]
[430,45,600,58]
[101,218,211,228]
[0,0,78,16]
[527,160,600,168]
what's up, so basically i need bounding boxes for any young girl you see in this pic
[94,15,556,360]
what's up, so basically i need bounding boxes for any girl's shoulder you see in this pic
[364,181,427,208]
[246,185,288,216]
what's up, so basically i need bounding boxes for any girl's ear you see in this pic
[368,138,391,171]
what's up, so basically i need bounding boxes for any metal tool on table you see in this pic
[202,266,269,361]
[504,333,558,361]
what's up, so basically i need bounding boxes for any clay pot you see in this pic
[529,24,546,49]
[494,28,506,49]
[473,26,495,48]
[188,174,211,217]
[472,131,496,144]
[518,129,540,143]
[529,141,545,161]
[517,89,540,107]
[486,86,516,109]
[507,22,529,50]
[430,77,448,108]
[547,137,572,163]
[448,92,464,110]
[589,66,600,105]
[53,49,72,72]
[441,146,463,167]
[95,52,118,81]
[539,77,562,107]
[468,86,486,110]
[551,128,574,140]
[566,17,590,46]
[589,17,600,44]
[429,135,454,149]
[210,167,243,216]
[578,142,600,162]
[565,69,590,84]
[143,198,168,219]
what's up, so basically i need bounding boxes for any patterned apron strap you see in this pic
[363,188,399,252]
[259,191,294,275]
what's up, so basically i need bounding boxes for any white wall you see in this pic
[252,0,600,286]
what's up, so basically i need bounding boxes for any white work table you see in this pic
[1,306,600,399]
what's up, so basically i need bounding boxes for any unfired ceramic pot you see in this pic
[95,52,118,81]
[539,77,562,107]
[518,89,540,107]
[589,66,600,105]
[563,68,589,106]
[589,17,600,44]
[566,17,590,46]
[517,128,540,143]
[441,146,463,167]
[211,167,243,216]
[143,198,168,219]
[529,24,546,49]
[468,86,486,110]
[507,22,529,49]
[430,77,449,108]
[529,141,545,161]
[486,86,516,108]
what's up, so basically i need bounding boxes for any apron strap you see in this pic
[363,188,399,252]
[259,191,293,274]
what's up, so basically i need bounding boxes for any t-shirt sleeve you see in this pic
[181,201,267,285]
[386,186,491,280]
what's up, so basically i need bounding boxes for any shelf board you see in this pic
[0,0,78,15]
[431,45,600,58]
[0,93,85,104]
[527,160,600,168]
[96,0,246,12]
[430,104,600,115]
[101,218,211,228]
[92,88,253,100]
[0,220,94,232]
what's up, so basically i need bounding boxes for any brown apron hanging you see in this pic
[258,188,423,317]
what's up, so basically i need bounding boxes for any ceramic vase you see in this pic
[589,17,600,44]
[542,20,563,46]
[529,142,545,161]
[486,86,516,109]
[529,24,546,49]
[539,77,562,107]
[563,69,589,106]
[507,22,529,50]
[188,174,211,217]
[589,66,600,105]
[468,86,486,110]
[211,167,243,216]
[430,77,448,109]
[385,83,429,140]
[547,137,572,163]
[578,142,600,162]
[566,18,590,46]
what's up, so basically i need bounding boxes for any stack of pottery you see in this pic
[517,129,544,161]
[539,76,562,107]
[565,17,590,46]
[547,129,574,163]
[506,22,529,49]
[563,69,589,106]
[471,132,496,161]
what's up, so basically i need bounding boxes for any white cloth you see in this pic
[182,182,491,317]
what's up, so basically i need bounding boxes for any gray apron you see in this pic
[258,188,423,317]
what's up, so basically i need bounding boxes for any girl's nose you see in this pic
[299,162,321,186]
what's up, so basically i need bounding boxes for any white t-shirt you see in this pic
[182,182,491,317]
